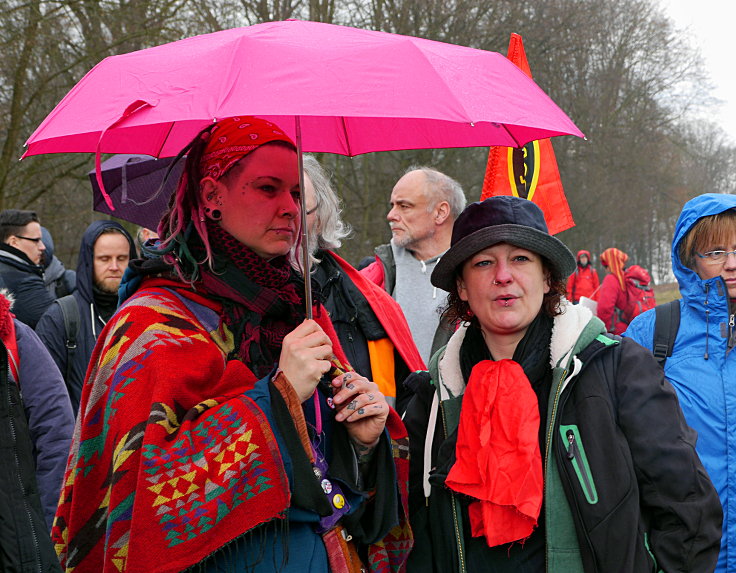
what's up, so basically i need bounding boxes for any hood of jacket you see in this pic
[41,227,55,269]
[435,302,605,398]
[41,226,66,284]
[672,193,736,308]
[624,264,651,286]
[76,221,136,305]
[576,250,591,267]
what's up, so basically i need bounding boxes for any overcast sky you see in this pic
[659,0,736,143]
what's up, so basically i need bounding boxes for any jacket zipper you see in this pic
[439,400,467,573]
[564,428,598,504]
[553,368,599,571]
[544,367,566,573]
[6,362,43,572]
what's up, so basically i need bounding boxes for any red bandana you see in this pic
[199,116,294,183]
[445,359,543,547]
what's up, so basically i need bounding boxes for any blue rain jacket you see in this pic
[625,192,736,572]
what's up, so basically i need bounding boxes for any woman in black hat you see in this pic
[403,195,721,573]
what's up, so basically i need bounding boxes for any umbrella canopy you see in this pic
[89,154,183,229]
[23,19,583,160]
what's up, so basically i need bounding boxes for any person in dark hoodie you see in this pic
[36,220,136,414]
[41,226,77,298]
[0,209,56,327]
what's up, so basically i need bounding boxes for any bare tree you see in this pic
[1,0,732,277]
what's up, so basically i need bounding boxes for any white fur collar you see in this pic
[550,300,593,367]
[436,300,594,397]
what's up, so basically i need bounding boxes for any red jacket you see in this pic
[566,250,600,303]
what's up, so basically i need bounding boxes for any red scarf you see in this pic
[445,359,543,546]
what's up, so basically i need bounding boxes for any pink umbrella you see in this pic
[23,19,583,161]
[23,19,584,311]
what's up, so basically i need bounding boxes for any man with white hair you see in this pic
[300,155,424,412]
[361,167,466,364]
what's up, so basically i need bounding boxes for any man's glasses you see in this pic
[14,235,43,244]
[696,249,736,265]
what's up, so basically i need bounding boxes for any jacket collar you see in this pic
[435,300,603,399]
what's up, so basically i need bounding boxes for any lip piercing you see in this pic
[504,300,510,307]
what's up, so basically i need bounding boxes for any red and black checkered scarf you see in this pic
[197,219,305,378]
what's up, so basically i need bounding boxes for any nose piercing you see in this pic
[493,280,500,285]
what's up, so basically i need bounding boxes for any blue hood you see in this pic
[76,221,137,305]
[672,193,736,302]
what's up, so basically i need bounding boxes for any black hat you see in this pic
[431,196,576,292]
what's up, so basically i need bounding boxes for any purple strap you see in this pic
[312,438,351,533]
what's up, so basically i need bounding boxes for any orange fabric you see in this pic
[445,359,542,547]
[331,252,426,372]
[367,338,396,399]
[600,247,628,291]
[480,34,574,235]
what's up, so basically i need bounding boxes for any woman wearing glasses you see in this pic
[625,192,736,572]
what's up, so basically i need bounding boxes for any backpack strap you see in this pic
[54,295,80,382]
[652,300,681,367]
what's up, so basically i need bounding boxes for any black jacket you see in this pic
[35,221,135,414]
[0,245,55,328]
[0,332,62,572]
[404,304,722,573]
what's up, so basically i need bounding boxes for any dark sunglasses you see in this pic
[14,235,43,244]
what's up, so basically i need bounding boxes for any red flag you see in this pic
[481,34,574,234]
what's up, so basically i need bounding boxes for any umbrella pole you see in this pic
[296,116,313,319]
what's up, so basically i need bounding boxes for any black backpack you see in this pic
[53,295,80,382]
[652,300,681,367]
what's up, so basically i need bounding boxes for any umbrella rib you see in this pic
[339,117,353,157]
[500,123,522,148]
[153,122,177,158]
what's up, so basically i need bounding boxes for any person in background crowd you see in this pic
[53,117,411,573]
[403,196,721,573]
[625,192,736,572]
[41,226,76,299]
[298,154,424,413]
[0,209,55,328]
[361,166,466,364]
[566,249,599,304]
[36,221,136,415]
[596,247,655,335]
[0,289,73,573]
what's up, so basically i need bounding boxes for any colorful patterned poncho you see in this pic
[52,278,412,573]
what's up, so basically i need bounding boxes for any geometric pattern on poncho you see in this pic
[142,401,277,546]
[52,284,290,573]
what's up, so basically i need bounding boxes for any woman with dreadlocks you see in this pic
[52,117,411,573]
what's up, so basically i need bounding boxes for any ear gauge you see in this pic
[211,209,222,221]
